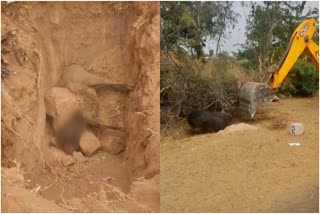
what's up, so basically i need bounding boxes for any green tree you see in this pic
[235,1,318,73]
[160,2,239,58]
[235,1,319,95]
[214,1,239,55]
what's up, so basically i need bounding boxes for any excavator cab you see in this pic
[239,18,319,118]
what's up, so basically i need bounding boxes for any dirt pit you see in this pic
[2,2,159,212]
[161,95,319,212]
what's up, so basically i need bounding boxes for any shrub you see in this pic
[160,54,243,132]
[277,57,319,96]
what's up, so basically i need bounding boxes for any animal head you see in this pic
[72,109,84,121]
[69,110,86,132]
[187,106,196,113]
[180,104,197,117]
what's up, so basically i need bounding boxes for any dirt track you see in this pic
[161,95,319,212]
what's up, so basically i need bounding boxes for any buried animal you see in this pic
[183,107,233,134]
[54,110,125,155]
[55,110,86,155]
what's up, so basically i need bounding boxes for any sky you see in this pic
[205,1,319,55]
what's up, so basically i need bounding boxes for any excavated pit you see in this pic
[1,2,159,212]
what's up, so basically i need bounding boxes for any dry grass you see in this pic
[160,54,250,134]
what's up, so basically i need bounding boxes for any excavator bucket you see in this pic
[239,82,278,118]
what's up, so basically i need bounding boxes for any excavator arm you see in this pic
[239,18,319,118]
[305,39,319,69]
[268,18,319,89]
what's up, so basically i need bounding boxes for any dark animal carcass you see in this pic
[186,110,232,134]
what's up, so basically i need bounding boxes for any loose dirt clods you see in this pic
[79,131,101,157]
[2,1,159,212]
[268,119,288,130]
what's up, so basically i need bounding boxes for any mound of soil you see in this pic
[2,1,159,212]
[217,123,257,135]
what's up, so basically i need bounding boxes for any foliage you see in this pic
[234,1,319,96]
[160,1,239,58]
[160,1,243,132]
[160,54,246,130]
[235,1,319,72]
[160,1,319,133]
[277,56,319,96]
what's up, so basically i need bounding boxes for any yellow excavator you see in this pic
[239,18,319,118]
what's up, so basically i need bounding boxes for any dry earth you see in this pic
[161,95,319,213]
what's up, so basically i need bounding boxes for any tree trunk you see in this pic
[215,2,230,55]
